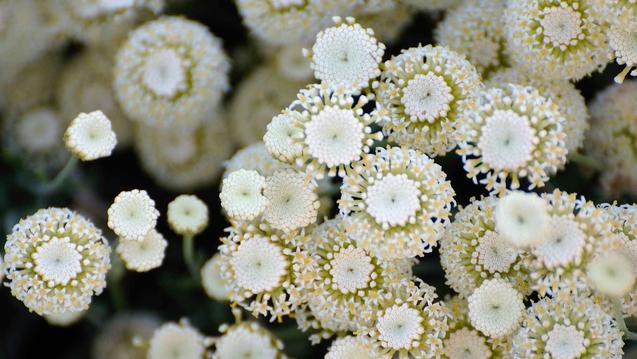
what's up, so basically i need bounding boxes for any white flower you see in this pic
[64,110,117,161]
[263,111,304,163]
[609,25,637,83]
[116,230,167,272]
[325,336,389,359]
[14,108,63,155]
[44,310,86,327]
[478,110,535,171]
[167,195,209,236]
[93,313,160,359]
[4,208,111,315]
[329,246,375,294]
[148,321,209,359]
[220,170,267,222]
[107,189,159,241]
[588,251,636,298]
[213,322,281,359]
[223,143,286,178]
[376,303,424,350]
[443,328,491,359]
[544,324,586,359]
[263,169,319,232]
[495,191,550,247]
[401,73,453,123]
[533,216,585,269]
[475,231,519,274]
[468,279,523,338]
[364,173,421,228]
[201,253,230,302]
[230,236,288,293]
[306,16,384,91]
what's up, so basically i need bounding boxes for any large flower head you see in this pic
[361,280,450,358]
[504,0,610,81]
[114,16,229,127]
[375,45,481,157]
[305,16,384,91]
[456,84,568,195]
[339,146,455,259]
[512,293,624,358]
[586,80,637,199]
[440,196,531,297]
[524,189,617,296]
[294,219,413,336]
[435,0,507,76]
[4,208,111,315]
[264,84,383,178]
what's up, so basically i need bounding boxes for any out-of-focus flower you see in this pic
[201,253,231,302]
[93,312,161,359]
[212,319,285,359]
[148,320,210,359]
[495,191,550,247]
[44,310,86,327]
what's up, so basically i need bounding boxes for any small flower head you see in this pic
[608,25,637,83]
[339,146,455,259]
[114,16,229,127]
[504,0,610,81]
[212,320,285,359]
[495,191,550,247]
[64,110,117,161]
[107,189,159,241]
[44,310,86,327]
[306,16,384,91]
[116,229,167,272]
[148,320,210,359]
[588,251,636,298]
[201,253,231,302]
[444,328,492,359]
[263,169,319,232]
[456,84,568,195]
[4,208,111,315]
[467,278,524,338]
[220,170,268,222]
[167,195,209,236]
[325,335,389,359]
[512,294,624,358]
[375,45,481,157]
[230,235,288,294]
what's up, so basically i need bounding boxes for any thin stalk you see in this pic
[183,235,200,282]
[613,299,637,341]
[37,156,78,194]
[568,153,604,171]
[107,253,126,312]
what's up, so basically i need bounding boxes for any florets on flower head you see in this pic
[262,169,320,233]
[375,45,481,157]
[212,316,286,359]
[608,25,637,83]
[64,110,117,161]
[148,319,210,359]
[495,191,551,247]
[504,0,610,81]
[167,194,209,236]
[116,229,167,272]
[4,208,111,315]
[223,143,287,178]
[305,16,384,91]
[107,189,159,241]
[114,16,229,127]
[456,84,568,195]
[265,83,383,178]
[339,146,455,259]
[467,278,524,338]
[220,170,268,222]
[325,335,389,359]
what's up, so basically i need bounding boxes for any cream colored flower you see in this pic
[167,195,209,236]
[64,110,117,161]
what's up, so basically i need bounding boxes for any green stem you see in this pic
[183,235,200,282]
[37,156,78,194]
[613,299,637,341]
[568,153,603,171]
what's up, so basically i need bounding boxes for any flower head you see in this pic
[93,313,160,359]
[213,320,284,359]
[608,25,637,83]
[588,250,636,298]
[325,335,389,359]
[64,110,117,161]
[4,208,111,315]
[167,195,209,236]
[44,310,86,327]
[263,169,319,232]
[201,253,231,302]
[495,191,550,247]
[116,229,167,272]
[339,146,455,259]
[223,143,286,178]
[375,45,481,157]
[467,278,524,338]
[107,189,159,241]
[306,16,384,91]
[220,170,268,222]
[148,320,210,359]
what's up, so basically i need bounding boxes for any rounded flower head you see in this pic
[512,294,624,359]
[263,169,319,232]
[116,229,167,272]
[325,335,389,359]
[44,310,86,327]
[148,320,209,359]
[64,110,117,161]
[223,143,286,178]
[525,189,617,296]
[135,116,233,191]
[167,195,209,236]
[440,196,530,297]
[93,313,160,359]
[467,278,524,338]
[305,16,384,91]
[588,250,636,298]
[443,328,491,359]
[265,84,383,178]
[213,321,285,359]
[235,0,358,45]
[361,280,450,358]
[339,146,455,259]
[218,225,308,320]
[495,191,550,247]
[107,189,159,241]
[375,45,481,157]
[294,219,413,335]
[201,253,231,302]
[456,84,568,195]
[4,208,111,315]
[504,0,610,81]
[220,170,268,222]
[114,16,229,127]
[435,0,507,76]
[586,80,637,199]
